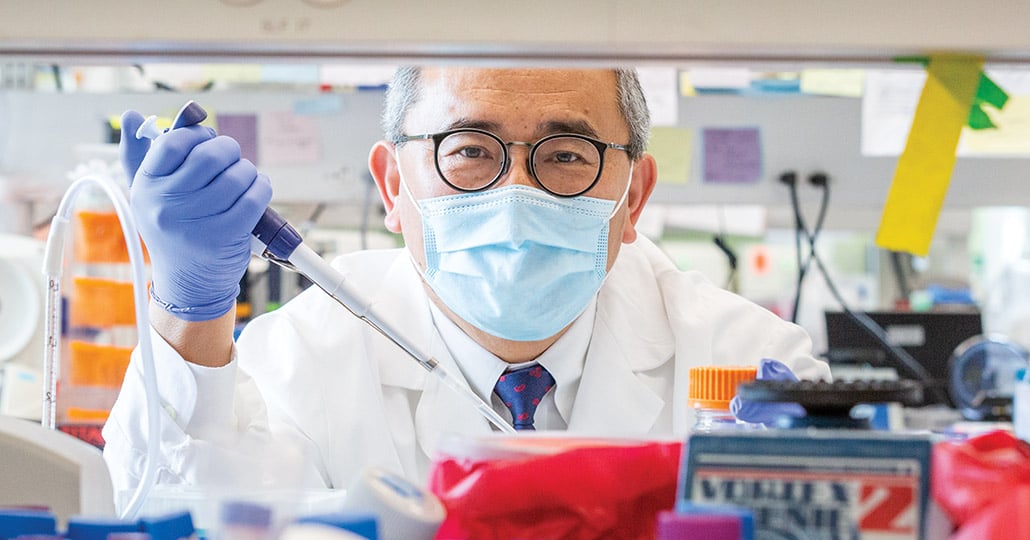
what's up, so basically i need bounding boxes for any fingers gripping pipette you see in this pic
[137,101,516,434]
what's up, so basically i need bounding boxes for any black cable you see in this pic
[782,172,948,404]
[787,172,831,324]
[780,171,806,323]
[713,235,738,291]
[712,205,739,291]
[802,173,831,278]
[298,202,327,236]
[889,251,912,302]
[51,65,62,92]
[808,246,948,404]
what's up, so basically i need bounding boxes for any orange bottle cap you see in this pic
[688,365,758,410]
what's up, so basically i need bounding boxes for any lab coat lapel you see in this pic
[413,348,493,462]
[566,317,667,433]
[358,252,492,462]
[364,252,436,392]
[349,251,444,477]
[566,240,673,434]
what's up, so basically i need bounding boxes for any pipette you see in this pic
[136,101,517,434]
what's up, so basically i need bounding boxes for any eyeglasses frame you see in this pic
[395,128,631,198]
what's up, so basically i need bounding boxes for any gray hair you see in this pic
[381,67,651,160]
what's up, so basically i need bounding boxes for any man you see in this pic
[104,67,830,494]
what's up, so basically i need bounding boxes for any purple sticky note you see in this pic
[702,127,762,184]
[216,113,259,166]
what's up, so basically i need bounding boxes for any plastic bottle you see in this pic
[340,467,445,540]
[688,366,758,432]
[658,503,756,540]
[218,501,272,540]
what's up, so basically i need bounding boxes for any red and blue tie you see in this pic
[494,364,556,431]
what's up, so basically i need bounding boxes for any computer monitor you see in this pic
[823,310,984,406]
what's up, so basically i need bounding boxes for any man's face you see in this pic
[383,68,647,276]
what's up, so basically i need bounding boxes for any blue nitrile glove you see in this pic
[119,110,272,321]
[730,358,807,426]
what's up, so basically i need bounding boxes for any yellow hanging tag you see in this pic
[875,55,983,256]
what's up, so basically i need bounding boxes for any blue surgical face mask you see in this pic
[400,166,632,342]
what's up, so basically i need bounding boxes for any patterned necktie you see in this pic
[493,364,556,431]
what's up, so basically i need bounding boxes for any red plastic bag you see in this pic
[932,430,1030,540]
[427,437,682,540]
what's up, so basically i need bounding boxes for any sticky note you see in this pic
[875,56,983,256]
[648,127,693,184]
[679,71,697,97]
[294,95,343,115]
[261,64,319,84]
[800,69,865,98]
[259,111,321,165]
[861,69,927,156]
[688,68,752,90]
[201,64,262,83]
[319,64,396,87]
[637,67,680,126]
[702,127,762,184]
[961,95,1030,154]
[217,113,259,165]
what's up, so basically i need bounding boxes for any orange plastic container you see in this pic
[65,407,111,423]
[68,340,133,388]
[74,210,149,264]
[70,276,138,327]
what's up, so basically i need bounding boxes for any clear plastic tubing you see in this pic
[42,173,160,521]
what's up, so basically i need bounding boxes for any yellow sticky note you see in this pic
[679,71,697,97]
[201,64,262,83]
[961,95,1030,155]
[648,127,693,184]
[875,56,983,256]
[800,69,865,98]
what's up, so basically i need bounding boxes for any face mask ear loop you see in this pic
[607,162,635,220]
[394,149,433,279]
[395,149,425,218]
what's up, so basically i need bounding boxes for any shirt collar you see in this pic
[428,299,596,424]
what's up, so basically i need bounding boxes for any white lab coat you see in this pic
[102,236,830,495]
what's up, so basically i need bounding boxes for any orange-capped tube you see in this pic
[688,365,758,411]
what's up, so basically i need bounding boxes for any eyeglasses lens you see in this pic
[437,131,601,195]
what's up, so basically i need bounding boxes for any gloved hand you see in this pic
[119,110,272,321]
[730,358,807,426]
